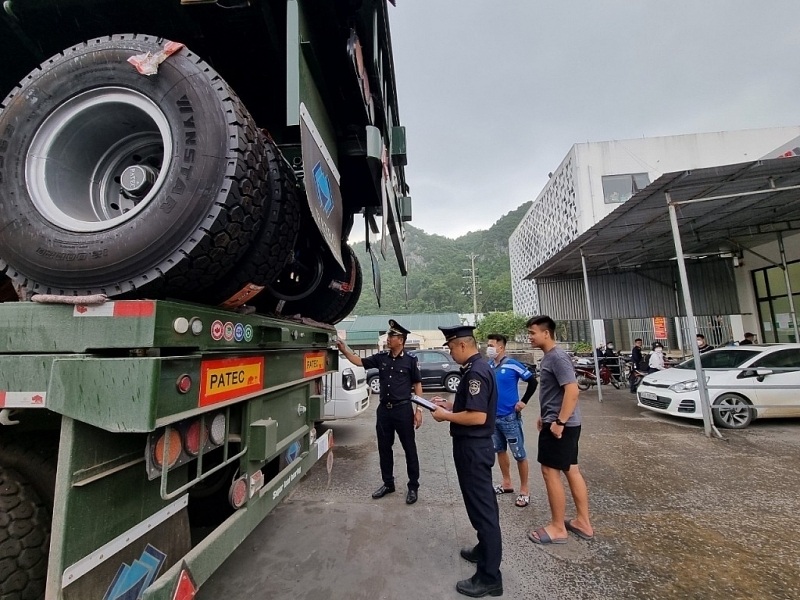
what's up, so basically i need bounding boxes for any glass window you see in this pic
[790,262,800,293]
[770,297,796,342]
[677,349,760,370]
[752,349,800,369]
[601,173,651,204]
[759,300,776,343]
[767,267,787,296]
[754,270,767,299]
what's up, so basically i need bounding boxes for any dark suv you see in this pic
[367,349,462,394]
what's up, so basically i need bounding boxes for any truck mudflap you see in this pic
[47,427,332,600]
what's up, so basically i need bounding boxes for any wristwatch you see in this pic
[555,418,566,426]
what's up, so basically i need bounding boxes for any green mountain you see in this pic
[351,201,532,315]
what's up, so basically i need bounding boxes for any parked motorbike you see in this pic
[573,357,625,390]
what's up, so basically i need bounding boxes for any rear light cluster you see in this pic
[147,413,226,480]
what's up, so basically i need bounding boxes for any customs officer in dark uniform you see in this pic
[431,325,503,598]
[337,320,423,504]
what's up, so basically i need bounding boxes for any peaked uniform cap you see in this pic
[438,325,476,342]
[388,319,411,336]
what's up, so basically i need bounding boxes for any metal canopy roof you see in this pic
[528,156,800,279]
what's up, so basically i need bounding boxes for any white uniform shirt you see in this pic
[649,350,665,370]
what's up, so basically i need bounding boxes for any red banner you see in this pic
[653,317,667,339]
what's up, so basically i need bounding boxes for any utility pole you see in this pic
[463,253,480,325]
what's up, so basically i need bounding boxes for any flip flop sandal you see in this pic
[493,485,514,495]
[515,494,530,507]
[564,519,595,540]
[527,527,568,545]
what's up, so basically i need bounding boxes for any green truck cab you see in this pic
[0,1,410,598]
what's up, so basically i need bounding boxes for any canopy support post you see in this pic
[667,195,719,438]
[581,250,603,403]
[778,231,799,343]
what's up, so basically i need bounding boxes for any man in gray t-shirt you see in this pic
[538,346,581,427]
[526,315,594,546]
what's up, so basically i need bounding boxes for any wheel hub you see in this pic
[25,87,173,233]
[120,165,158,199]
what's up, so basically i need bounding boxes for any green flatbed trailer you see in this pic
[0,299,337,599]
[0,1,411,597]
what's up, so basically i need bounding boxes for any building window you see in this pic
[601,173,650,204]
[752,261,800,343]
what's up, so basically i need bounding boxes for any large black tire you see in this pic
[0,466,50,600]
[319,246,363,324]
[0,438,57,510]
[252,241,362,324]
[204,140,301,306]
[0,34,266,298]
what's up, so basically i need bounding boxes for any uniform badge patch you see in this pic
[468,379,481,395]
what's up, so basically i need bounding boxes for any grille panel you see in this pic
[639,395,671,410]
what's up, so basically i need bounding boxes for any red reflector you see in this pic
[113,300,155,318]
[229,477,248,509]
[177,375,192,394]
[172,567,197,600]
[183,420,208,456]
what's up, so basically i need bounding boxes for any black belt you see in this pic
[382,400,410,409]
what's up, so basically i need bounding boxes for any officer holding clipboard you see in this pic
[429,325,503,598]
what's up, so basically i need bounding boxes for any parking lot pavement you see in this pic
[199,386,800,600]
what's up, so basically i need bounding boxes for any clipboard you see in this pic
[411,395,443,412]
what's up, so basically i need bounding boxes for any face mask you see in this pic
[655,348,662,353]
[486,346,498,359]
[607,344,614,350]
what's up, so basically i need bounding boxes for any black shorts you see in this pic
[538,423,581,471]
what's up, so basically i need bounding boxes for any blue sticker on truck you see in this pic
[312,162,334,217]
[103,544,166,600]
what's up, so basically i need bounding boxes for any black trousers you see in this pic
[453,436,502,584]
[376,403,419,490]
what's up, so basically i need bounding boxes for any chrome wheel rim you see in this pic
[26,87,172,232]
[445,376,459,392]
[715,396,750,427]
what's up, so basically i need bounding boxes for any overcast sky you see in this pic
[371,0,800,240]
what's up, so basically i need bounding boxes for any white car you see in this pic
[320,353,370,422]
[637,344,800,429]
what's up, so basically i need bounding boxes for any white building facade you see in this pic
[510,127,800,317]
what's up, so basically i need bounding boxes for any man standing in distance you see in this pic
[696,334,714,354]
[486,334,537,508]
[526,315,594,545]
[337,320,423,504]
[431,325,503,598]
[629,338,644,393]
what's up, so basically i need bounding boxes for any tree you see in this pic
[349,202,532,317]
[474,311,528,341]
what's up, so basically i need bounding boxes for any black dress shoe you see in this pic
[456,575,503,597]
[372,485,395,499]
[459,545,480,563]
[406,489,418,504]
